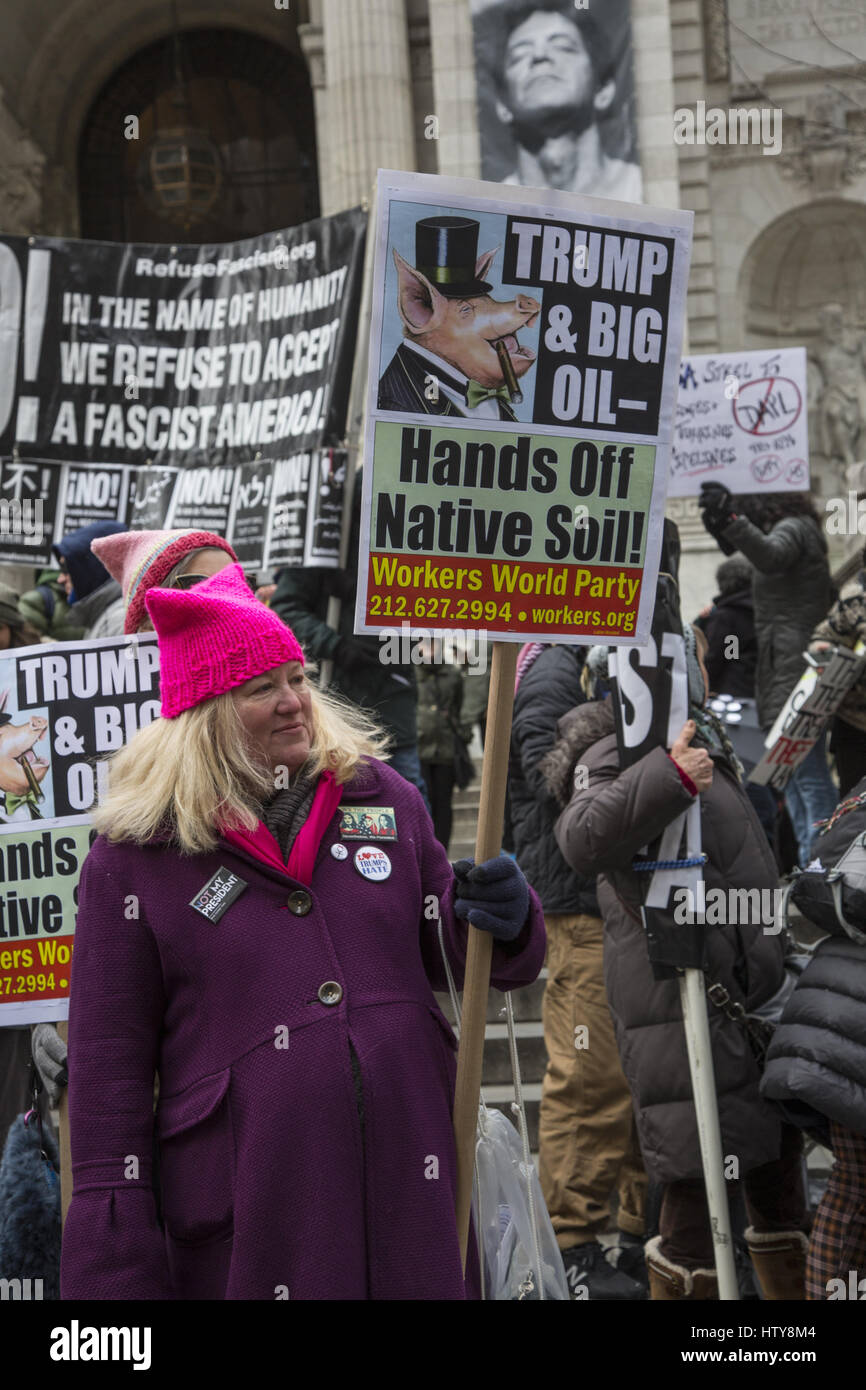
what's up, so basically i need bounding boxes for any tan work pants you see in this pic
[538,911,647,1250]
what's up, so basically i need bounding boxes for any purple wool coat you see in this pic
[60,758,545,1300]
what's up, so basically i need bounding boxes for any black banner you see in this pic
[0,211,366,567]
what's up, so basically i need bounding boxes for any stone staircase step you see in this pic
[448,840,477,860]
[480,1028,547,1084]
[482,1085,541,1150]
[435,972,547,1026]
[451,805,492,828]
[452,784,484,810]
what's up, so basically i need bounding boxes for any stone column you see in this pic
[317,0,416,214]
[631,0,682,211]
[427,0,481,180]
[0,95,46,236]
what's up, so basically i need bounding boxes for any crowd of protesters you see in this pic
[3,490,866,1302]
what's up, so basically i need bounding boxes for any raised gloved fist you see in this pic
[698,481,734,523]
[453,855,530,941]
[698,482,737,553]
[32,1023,68,1107]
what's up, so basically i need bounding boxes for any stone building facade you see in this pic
[0,0,864,601]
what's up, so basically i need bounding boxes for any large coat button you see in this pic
[287,890,312,916]
[318,981,343,1006]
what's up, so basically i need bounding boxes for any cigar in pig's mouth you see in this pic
[492,337,527,404]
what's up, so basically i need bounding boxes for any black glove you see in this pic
[453,856,530,941]
[698,482,735,530]
[698,482,738,554]
[334,637,381,674]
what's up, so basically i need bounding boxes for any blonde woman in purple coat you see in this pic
[60,564,544,1300]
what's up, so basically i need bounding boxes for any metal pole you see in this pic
[677,968,739,1300]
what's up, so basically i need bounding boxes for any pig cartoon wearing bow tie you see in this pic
[378,216,539,422]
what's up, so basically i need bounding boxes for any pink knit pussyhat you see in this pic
[145,563,304,718]
[90,529,238,634]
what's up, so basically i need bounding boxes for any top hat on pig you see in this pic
[377,215,539,421]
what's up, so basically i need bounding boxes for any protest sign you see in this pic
[0,635,159,1026]
[0,210,366,566]
[670,346,809,498]
[356,170,693,647]
[749,645,865,790]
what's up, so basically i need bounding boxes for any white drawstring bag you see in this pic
[438,922,570,1301]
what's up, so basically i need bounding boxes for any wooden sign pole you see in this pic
[452,639,519,1269]
[56,1019,72,1227]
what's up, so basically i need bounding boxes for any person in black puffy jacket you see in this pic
[763,936,866,1300]
[509,641,647,1301]
[762,774,866,1299]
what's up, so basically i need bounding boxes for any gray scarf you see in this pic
[258,768,317,862]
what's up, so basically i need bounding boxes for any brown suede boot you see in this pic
[745,1227,808,1300]
[645,1235,718,1300]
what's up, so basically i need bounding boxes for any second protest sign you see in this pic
[356,170,693,647]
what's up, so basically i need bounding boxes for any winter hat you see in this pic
[580,644,613,700]
[145,563,305,718]
[0,583,24,631]
[90,529,238,635]
[53,521,127,603]
[514,642,549,694]
[715,555,752,597]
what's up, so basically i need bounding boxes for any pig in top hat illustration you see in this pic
[378,216,539,421]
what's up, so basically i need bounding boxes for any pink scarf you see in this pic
[221,770,342,885]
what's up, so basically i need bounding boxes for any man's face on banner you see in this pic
[497,10,610,127]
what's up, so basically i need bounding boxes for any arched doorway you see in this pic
[739,199,866,347]
[78,27,319,243]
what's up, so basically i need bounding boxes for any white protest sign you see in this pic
[670,346,809,498]
[749,645,865,790]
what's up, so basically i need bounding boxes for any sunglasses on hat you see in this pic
[169,572,210,591]
[168,570,256,592]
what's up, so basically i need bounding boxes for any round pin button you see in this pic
[318,981,343,1006]
[353,844,392,881]
[331,843,348,860]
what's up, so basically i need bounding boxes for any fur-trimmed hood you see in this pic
[540,698,616,807]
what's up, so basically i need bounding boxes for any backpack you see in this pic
[786,778,866,944]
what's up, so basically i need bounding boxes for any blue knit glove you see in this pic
[452,855,530,941]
